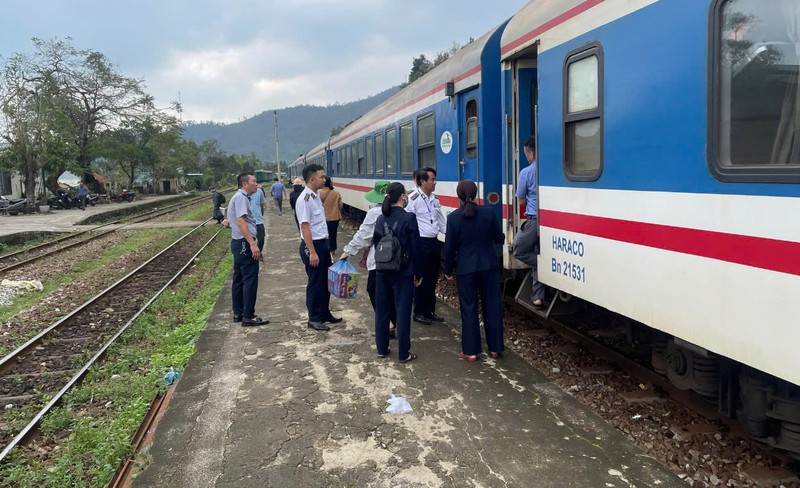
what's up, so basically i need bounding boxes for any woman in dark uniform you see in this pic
[373,182,423,363]
[443,179,505,361]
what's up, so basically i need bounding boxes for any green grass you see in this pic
[172,200,214,221]
[0,232,232,487]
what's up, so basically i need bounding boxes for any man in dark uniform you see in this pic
[211,187,225,224]
[296,164,342,331]
[406,167,446,325]
[226,173,268,326]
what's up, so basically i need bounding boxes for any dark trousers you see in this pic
[456,269,504,356]
[376,271,414,360]
[367,270,396,325]
[326,220,340,253]
[256,224,265,252]
[274,197,283,214]
[299,239,332,322]
[414,237,441,316]
[78,195,86,210]
[231,238,259,319]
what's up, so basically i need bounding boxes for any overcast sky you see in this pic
[0,1,523,123]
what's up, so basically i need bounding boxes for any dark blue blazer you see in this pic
[443,205,505,276]
[373,206,423,278]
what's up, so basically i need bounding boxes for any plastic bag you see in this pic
[385,394,413,414]
[328,259,359,299]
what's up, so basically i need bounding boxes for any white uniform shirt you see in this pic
[406,187,446,238]
[342,205,381,270]
[295,187,329,240]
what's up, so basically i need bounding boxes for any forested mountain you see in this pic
[182,86,400,164]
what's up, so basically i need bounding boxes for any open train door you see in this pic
[502,45,538,270]
[504,42,553,315]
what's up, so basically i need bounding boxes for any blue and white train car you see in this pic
[325,21,509,223]
[502,0,800,451]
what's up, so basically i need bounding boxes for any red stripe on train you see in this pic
[502,0,607,56]
[540,209,800,277]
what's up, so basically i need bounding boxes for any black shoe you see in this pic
[377,348,391,358]
[242,316,268,326]
[426,312,444,322]
[233,315,242,323]
[307,321,330,331]
[323,316,343,324]
[413,314,432,325]
[399,353,418,363]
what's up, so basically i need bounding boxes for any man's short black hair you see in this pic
[274,177,278,182]
[237,172,253,187]
[302,164,324,183]
[415,167,436,185]
[523,136,536,152]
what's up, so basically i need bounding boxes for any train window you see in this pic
[358,139,365,175]
[336,149,341,175]
[711,0,800,181]
[400,122,413,175]
[466,99,478,160]
[417,113,436,170]
[563,43,603,181]
[366,136,374,176]
[349,143,356,175]
[375,132,384,176]
[386,127,397,176]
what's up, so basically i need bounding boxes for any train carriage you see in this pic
[502,0,800,453]
[323,21,509,222]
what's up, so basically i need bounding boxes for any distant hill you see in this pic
[182,86,400,163]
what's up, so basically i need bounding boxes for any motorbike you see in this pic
[111,189,136,203]
[1,195,39,215]
[85,192,99,206]
[48,188,76,210]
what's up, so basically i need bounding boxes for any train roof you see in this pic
[501,0,657,59]
[328,22,506,147]
[304,140,329,160]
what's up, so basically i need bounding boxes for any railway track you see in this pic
[0,223,222,461]
[0,195,209,274]
[497,290,800,483]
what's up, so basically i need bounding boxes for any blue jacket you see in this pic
[373,206,423,278]
[443,205,505,276]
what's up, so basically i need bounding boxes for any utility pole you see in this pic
[273,110,280,180]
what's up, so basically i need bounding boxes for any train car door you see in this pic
[506,54,538,258]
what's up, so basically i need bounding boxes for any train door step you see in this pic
[514,270,561,318]
[742,466,799,486]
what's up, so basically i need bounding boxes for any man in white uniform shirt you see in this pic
[406,166,447,325]
[296,163,342,331]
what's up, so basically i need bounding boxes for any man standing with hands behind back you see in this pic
[296,164,342,331]
[227,172,269,326]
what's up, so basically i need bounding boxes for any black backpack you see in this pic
[375,221,403,271]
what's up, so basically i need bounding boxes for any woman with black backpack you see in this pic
[372,182,423,363]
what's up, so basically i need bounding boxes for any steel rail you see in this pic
[0,225,223,462]
[0,195,210,274]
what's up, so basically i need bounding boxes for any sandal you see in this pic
[489,351,502,359]
[399,353,417,363]
[377,348,391,358]
[459,352,479,362]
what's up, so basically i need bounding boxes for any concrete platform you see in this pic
[0,194,188,239]
[134,209,684,488]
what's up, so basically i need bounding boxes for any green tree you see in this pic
[0,51,78,211]
[28,38,155,192]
